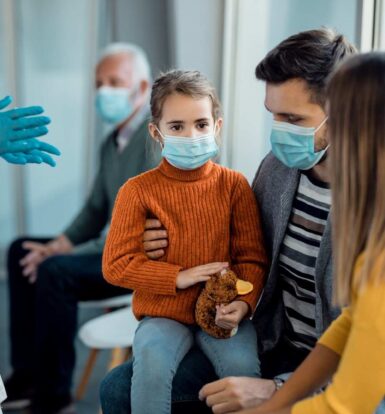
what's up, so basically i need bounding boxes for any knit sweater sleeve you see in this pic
[230,174,268,312]
[102,180,182,295]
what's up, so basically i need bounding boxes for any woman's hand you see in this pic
[176,262,228,289]
[215,300,249,330]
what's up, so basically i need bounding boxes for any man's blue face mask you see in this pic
[156,127,219,170]
[95,86,135,124]
[270,118,329,170]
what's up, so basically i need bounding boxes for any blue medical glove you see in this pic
[0,139,60,166]
[0,96,61,166]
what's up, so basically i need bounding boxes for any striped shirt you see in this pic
[279,172,331,350]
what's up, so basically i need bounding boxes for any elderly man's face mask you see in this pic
[95,86,137,124]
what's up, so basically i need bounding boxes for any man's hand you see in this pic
[19,234,73,283]
[143,219,168,259]
[176,262,228,289]
[215,300,249,330]
[199,377,276,414]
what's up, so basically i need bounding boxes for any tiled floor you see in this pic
[0,278,114,414]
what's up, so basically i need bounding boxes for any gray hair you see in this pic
[98,43,152,83]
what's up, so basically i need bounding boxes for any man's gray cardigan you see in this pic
[252,152,340,356]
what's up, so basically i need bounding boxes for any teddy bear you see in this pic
[195,269,253,339]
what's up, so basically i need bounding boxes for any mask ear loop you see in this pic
[314,116,328,133]
[154,126,165,149]
[314,117,330,153]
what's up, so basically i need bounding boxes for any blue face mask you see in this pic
[156,128,219,170]
[270,118,328,170]
[95,86,134,124]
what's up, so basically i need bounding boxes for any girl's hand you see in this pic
[215,300,249,330]
[176,262,228,289]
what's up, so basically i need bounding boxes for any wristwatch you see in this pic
[273,377,285,391]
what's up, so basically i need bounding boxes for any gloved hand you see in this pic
[0,95,60,166]
[1,142,60,166]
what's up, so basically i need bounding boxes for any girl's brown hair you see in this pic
[327,52,385,304]
[150,70,221,125]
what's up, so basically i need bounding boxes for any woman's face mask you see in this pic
[156,126,219,170]
[270,117,329,170]
[95,86,136,124]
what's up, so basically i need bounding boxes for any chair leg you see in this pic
[76,348,100,400]
[108,347,131,371]
[124,346,132,361]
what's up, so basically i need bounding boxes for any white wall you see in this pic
[168,0,225,92]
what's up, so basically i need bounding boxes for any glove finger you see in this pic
[6,106,45,119]
[12,116,51,131]
[21,152,43,164]
[13,126,49,140]
[1,153,27,164]
[29,149,56,167]
[35,141,61,156]
[0,96,12,110]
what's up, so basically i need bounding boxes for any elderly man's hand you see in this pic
[199,377,276,414]
[19,235,74,283]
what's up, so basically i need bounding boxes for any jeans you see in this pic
[100,334,311,414]
[7,237,128,409]
[130,317,259,414]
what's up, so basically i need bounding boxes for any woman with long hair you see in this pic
[237,52,385,414]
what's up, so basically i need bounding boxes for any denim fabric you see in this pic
[128,317,259,414]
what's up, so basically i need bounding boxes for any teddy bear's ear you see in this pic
[236,279,253,295]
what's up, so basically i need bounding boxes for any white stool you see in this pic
[76,306,139,400]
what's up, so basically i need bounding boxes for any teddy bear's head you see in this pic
[204,270,239,303]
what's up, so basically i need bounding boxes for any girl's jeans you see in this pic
[130,317,260,414]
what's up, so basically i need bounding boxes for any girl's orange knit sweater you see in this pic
[103,159,268,324]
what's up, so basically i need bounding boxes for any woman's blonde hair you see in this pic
[150,70,222,125]
[327,52,385,305]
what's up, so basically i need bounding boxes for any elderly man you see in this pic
[4,43,160,414]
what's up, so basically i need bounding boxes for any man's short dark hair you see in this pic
[255,28,357,105]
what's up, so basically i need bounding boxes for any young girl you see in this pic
[103,70,267,414]
[236,53,385,414]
